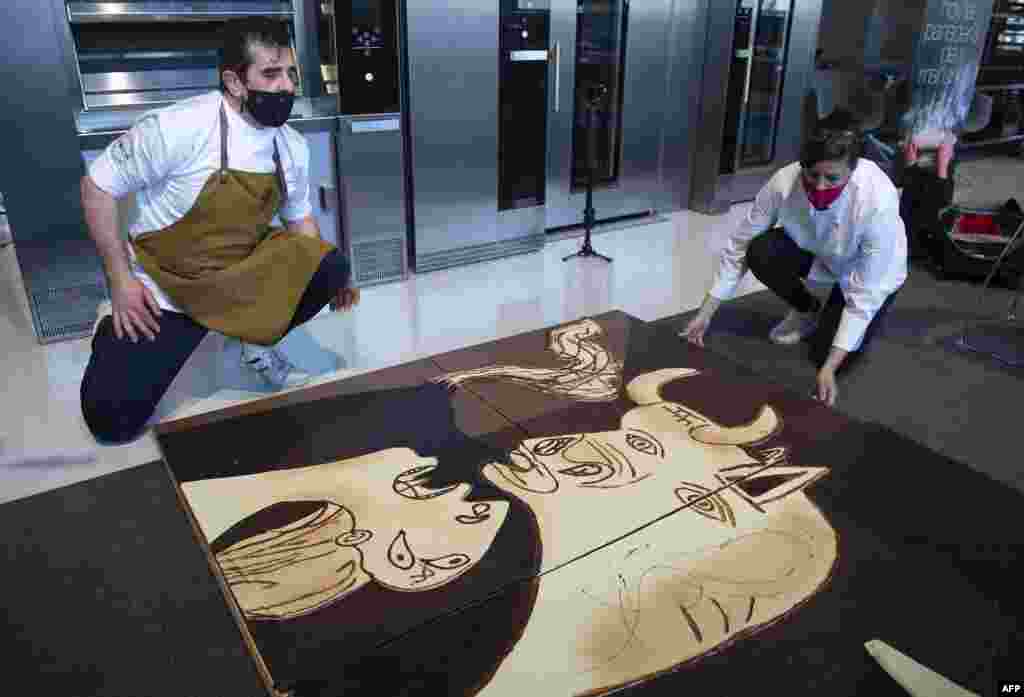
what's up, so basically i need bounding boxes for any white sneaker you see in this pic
[94,299,113,336]
[241,343,313,390]
[769,308,819,345]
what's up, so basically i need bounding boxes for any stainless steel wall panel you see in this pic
[338,115,408,286]
[689,0,739,214]
[545,0,672,229]
[0,1,107,343]
[659,0,710,213]
[1,6,92,246]
[406,0,502,265]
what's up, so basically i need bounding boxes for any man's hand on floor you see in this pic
[681,315,710,347]
[331,286,361,312]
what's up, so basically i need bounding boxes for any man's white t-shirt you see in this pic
[709,158,908,353]
[88,91,314,313]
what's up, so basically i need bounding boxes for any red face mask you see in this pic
[803,177,846,210]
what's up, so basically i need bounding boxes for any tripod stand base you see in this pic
[562,247,612,263]
[563,236,612,263]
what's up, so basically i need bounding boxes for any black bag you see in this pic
[932,199,1024,283]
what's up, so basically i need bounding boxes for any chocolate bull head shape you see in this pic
[483,368,829,570]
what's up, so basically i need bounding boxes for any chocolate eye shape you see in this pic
[558,463,607,478]
[625,433,659,456]
[675,484,737,527]
[388,531,416,570]
[335,529,373,547]
[424,553,471,570]
[534,436,579,456]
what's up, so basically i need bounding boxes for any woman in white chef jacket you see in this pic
[682,108,908,407]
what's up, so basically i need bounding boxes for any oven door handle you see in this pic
[553,41,561,113]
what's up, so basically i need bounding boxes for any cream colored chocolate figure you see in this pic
[181,451,510,620]
[433,318,623,402]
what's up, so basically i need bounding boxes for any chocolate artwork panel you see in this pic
[155,313,1019,696]
[168,360,822,686]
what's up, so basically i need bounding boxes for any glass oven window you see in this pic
[718,0,795,173]
[571,0,629,192]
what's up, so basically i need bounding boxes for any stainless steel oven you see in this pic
[65,2,303,113]
[690,0,823,213]
[59,0,352,140]
[404,0,705,273]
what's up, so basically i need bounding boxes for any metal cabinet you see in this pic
[405,0,543,273]
[404,0,701,273]
[691,0,823,213]
[337,115,408,286]
[292,127,342,248]
[544,0,673,231]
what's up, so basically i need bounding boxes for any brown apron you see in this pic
[132,103,333,346]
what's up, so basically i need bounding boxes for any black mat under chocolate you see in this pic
[0,461,267,697]
[150,311,1022,697]
[655,266,1024,495]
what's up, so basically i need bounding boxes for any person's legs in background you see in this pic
[899,157,955,264]
[746,228,823,344]
[80,311,209,444]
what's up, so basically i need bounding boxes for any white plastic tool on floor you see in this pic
[0,435,97,469]
[865,639,981,697]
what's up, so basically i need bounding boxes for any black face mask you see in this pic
[242,87,295,128]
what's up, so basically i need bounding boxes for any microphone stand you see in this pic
[564,84,612,264]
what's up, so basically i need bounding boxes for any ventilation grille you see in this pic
[415,234,545,274]
[353,238,406,286]
[27,281,109,344]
